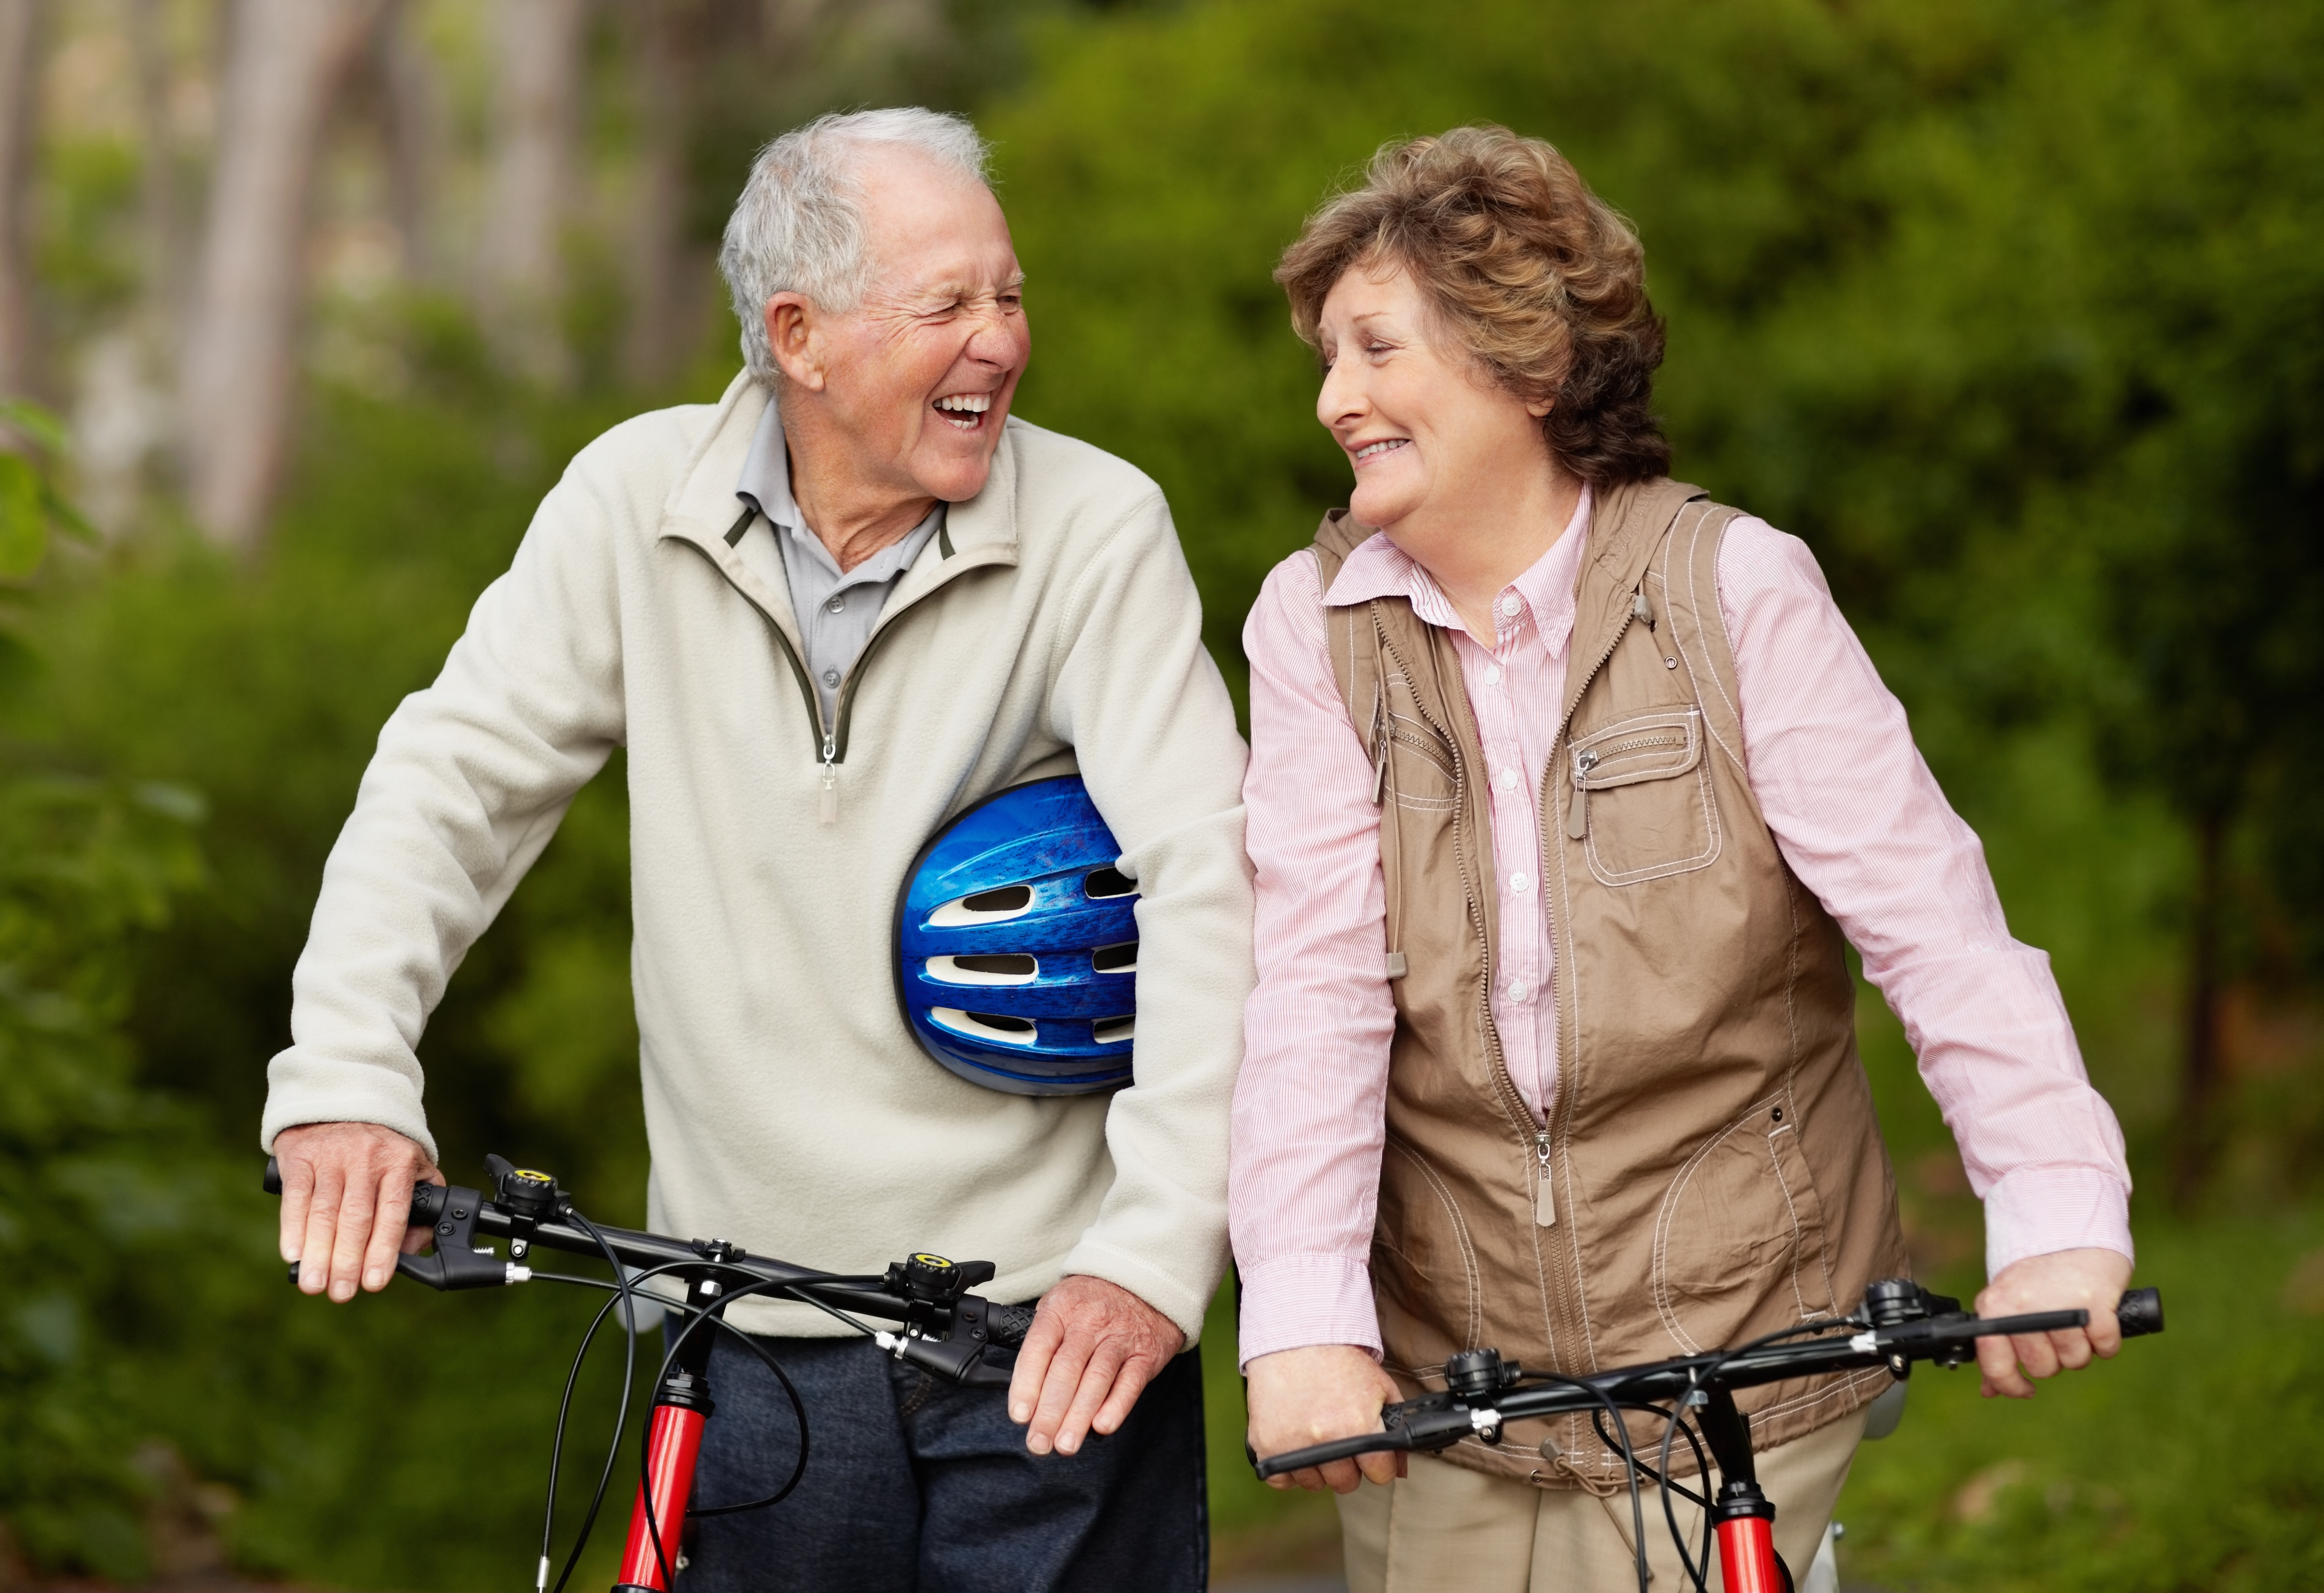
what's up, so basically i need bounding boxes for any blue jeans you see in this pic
[677,1329,1208,1593]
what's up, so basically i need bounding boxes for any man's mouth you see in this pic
[934,392,994,432]
[1353,438,1408,464]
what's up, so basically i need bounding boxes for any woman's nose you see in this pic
[1317,352,1363,429]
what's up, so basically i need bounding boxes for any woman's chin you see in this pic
[1348,480,1419,529]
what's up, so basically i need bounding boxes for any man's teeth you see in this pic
[1356,439,1407,461]
[934,394,992,413]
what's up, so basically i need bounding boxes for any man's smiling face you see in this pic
[775,147,1030,506]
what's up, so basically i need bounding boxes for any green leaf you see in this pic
[0,453,46,579]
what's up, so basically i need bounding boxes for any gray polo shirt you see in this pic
[733,401,945,727]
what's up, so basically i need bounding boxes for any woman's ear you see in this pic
[764,293,826,391]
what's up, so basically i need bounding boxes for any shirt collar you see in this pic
[735,392,946,585]
[734,399,803,531]
[1325,484,1595,657]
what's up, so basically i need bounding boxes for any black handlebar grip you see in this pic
[263,1156,282,1196]
[987,1303,1038,1349]
[2116,1287,2164,1338]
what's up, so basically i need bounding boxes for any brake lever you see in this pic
[395,1183,529,1290]
[874,1292,1021,1387]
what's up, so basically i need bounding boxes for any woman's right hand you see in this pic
[1245,1344,1409,1493]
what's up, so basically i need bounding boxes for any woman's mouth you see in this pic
[1353,438,1408,465]
[934,392,994,432]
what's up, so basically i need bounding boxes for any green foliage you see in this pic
[3,0,2319,1585]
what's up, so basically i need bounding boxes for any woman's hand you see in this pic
[1245,1344,1408,1494]
[1972,1246,2135,1398]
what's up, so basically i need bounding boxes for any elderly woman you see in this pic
[1231,126,2137,1591]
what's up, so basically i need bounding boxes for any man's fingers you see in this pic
[1037,1330,1106,1451]
[360,1166,413,1292]
[278,1158,316,1264]
[328,1175,377,1303]
[298,1164,347,1295]
[1008,1310,1065,1426]
[1356,1449,1403,1488]
[1053,1342,1139,1456]
[1088,1353,1157,1440]
[1027,1331,1100,1455]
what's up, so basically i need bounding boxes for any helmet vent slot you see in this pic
[1083,867,1135,899]
[1092,943,1138,974]
[927,954,1038,986]
[931,1008,1039,1045]
[930,885,1036,927]
[1093,1016,1136,1045]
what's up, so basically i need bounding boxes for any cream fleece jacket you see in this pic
[262,372,1255,1340]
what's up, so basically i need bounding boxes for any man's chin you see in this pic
[916,450,999,505]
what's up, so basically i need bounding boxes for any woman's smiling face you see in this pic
[1314,261,1551,535]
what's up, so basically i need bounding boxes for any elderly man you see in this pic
[260,109,1250,1591]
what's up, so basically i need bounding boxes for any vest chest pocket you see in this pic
[1567,708,1720,885]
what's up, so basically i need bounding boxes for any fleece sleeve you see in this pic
[1043,489,1255,1345]
[260,456,632,1161]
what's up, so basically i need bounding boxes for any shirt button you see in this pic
[1482,664,1503,686]
[1495,767,1519,792]
[1510,871,1532,893]
[826,594,846,613]
[821,668,841,687]
[1507,981,1531,1004]
[1499,593,1523,618]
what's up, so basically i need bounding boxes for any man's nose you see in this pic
[963,301,1024,367]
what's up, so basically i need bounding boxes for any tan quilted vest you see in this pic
[1313,478,1909,1491]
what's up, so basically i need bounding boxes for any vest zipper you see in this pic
[1532,596,1643,1474]
[1534,1129,1556,1226]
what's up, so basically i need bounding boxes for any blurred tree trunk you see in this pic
[480,0,586,387]
[127,0,183,346]
[382,0,444,284]
[622,0,701,388]
[0,0,43,401]
[178,0,385,552]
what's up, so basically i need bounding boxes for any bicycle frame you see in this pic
[1254,1278,2164,1593]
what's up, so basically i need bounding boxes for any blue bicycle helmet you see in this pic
[894,776,1139,1096]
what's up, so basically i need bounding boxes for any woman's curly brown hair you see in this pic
[1276,126,1670,486]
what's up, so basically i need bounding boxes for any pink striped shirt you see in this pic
[1230,492,2134,1365]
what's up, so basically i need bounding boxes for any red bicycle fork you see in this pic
[612,1281,720,1593]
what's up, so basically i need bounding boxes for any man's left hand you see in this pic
[1972,1246,2135,1399]
[1008,1274,1185,1457]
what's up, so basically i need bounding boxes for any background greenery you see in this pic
[3,0,2320,1588]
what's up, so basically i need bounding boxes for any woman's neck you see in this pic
[1383,459,1585,643]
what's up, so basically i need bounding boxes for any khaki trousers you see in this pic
[1337,1409,1865,1593]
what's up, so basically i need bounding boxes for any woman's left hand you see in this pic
[1971,1247,2135,1398]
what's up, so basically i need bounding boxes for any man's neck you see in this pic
[778,393,937,574]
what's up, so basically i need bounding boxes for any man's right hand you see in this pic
[1245,1343,1408,1494]
[273,1122,442,1303]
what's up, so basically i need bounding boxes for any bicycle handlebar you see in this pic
[1252,1281,2164,1480]
[263,1153,1034,1384]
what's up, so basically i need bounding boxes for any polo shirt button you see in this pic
[1510,871,1532,893]
[827,595,846,613]
[1499,593,1522,618]
[822,669,841,687]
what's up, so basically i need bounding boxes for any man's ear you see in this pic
[765,293,826,391]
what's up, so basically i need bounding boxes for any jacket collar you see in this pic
[658,371,1022,643]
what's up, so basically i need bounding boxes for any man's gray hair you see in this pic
[720,108,993,387]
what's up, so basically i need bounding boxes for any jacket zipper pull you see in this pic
[1534,1131,1557,1226]
[1566,747,1595,840]
[1632,588,1655,632]
[819,731,838,824]
[1369,683,1389,806]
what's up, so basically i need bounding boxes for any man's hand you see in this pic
[1973,1246,2135,1399]
[274,1122,442,1303]
[1007,1274,1185,1458]
[1245,1344,1406,1494]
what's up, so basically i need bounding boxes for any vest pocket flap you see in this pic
[1571,709,1702,791]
